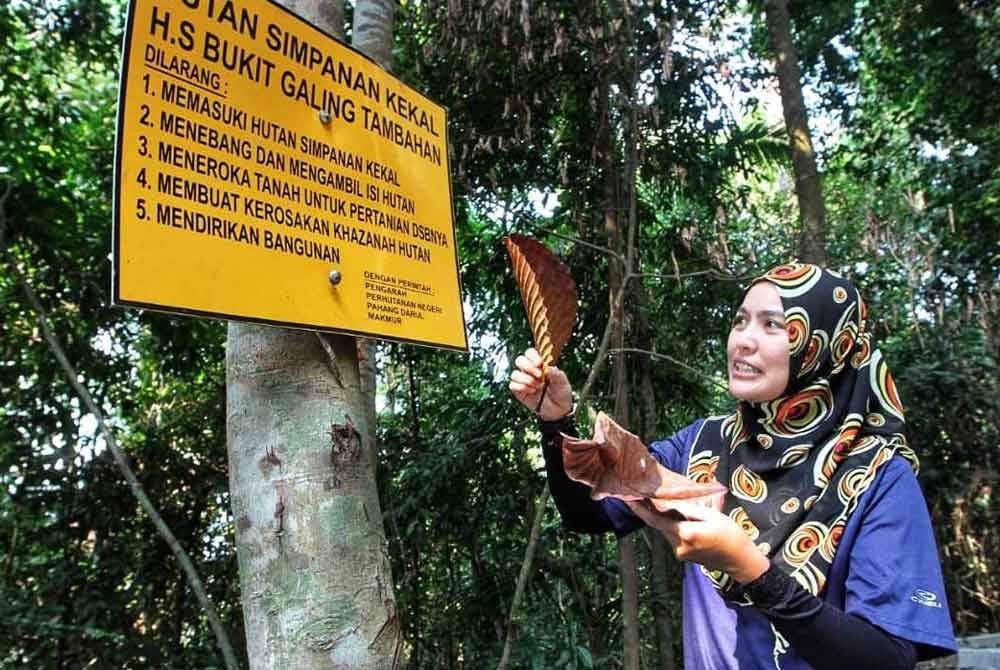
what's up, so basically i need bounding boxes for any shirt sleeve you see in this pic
[538,417,617,534]
[843,457,958,660]
[743,564,918,670]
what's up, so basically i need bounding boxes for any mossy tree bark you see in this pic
[227,328,399,669]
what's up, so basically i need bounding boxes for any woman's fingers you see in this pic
[510,348,576,420]
[508,380,530,398]
[667,501,719,522]
[546,366,568,386]
[514,353,544,380]
[509,370,540,388]
[509,378,539,402]
[510,348,545,411]
[625,500,682,546]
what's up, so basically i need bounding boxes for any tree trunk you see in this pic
[763,0,827,266]
[227,327,399,669]
[612,177,641,670]
[226,3,401,668]
[351,0,394,491]
[347,1,408,664]
[279,0,344,34]
[598,63,642,670]
[635,278,677,670]
[353,0,395,70]
[619,535,641,669]
[647,530,677,669]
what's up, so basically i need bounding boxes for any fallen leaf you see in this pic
[562,412,726,513]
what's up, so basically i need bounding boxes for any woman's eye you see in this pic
[733,315,747,327]
[766,319,784,329]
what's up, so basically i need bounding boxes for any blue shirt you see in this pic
[599,419,957,669]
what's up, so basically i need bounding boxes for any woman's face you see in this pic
[727,281,790,402]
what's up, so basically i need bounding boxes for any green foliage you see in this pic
[1,0,997,667]
[0,1,244,666]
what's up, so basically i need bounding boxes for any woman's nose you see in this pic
[732,327,758,352]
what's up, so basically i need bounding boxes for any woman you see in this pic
[509,263,956,670]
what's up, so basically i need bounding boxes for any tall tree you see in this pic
[762,0,827,265]
[225,2,400,668]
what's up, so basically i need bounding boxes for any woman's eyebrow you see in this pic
[735,307,786,321]
[739,308,785,320]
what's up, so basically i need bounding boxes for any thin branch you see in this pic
[0,179,12,249]
[0,181,241,670]
[4,515,17,583]
[671,250,682,285]
[496,485,548,670]
[633,269,752,282]
[532,230,751,286]
[608,347,729,393]
[579,278,628,406]
[534,227,624,265]
[315,332,346,388]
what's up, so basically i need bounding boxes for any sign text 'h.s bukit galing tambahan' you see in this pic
[113,0,467,351]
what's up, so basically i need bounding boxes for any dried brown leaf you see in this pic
[562,412,726,512]
[505,234,577,366]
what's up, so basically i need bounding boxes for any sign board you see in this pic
[113,0,468,351]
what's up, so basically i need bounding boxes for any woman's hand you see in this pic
[626,500,770,584]
[509,348,574,421]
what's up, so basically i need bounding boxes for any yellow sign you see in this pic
[113,0,467,351]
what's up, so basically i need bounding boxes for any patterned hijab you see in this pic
[686,263,918,598]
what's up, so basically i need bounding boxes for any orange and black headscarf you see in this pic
[687,263,918,598]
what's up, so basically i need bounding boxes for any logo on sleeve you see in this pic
[911,589,943,608]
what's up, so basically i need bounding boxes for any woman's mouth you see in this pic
[732,361,762,376]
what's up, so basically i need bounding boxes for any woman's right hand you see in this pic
[509,348,575,421]
[625,500,769,585]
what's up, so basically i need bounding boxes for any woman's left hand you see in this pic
[626,500,770,584]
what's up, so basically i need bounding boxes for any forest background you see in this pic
[1,0,998,667]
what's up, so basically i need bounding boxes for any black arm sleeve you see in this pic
[538,417,616,534]
[743,565,918,670]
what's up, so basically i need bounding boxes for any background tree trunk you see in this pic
[635,277,677,670]
[647,531,677,670]
[226,2,400,668]
[618,534,641,670]
[353,0,395,70]
[279,0,344,32]
[763,0,827,266]
[598,64,642,670]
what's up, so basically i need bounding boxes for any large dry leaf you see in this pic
[562,412,726,513]
[505,234,577,365]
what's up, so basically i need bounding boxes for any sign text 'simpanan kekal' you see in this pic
[113,0,467,351]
